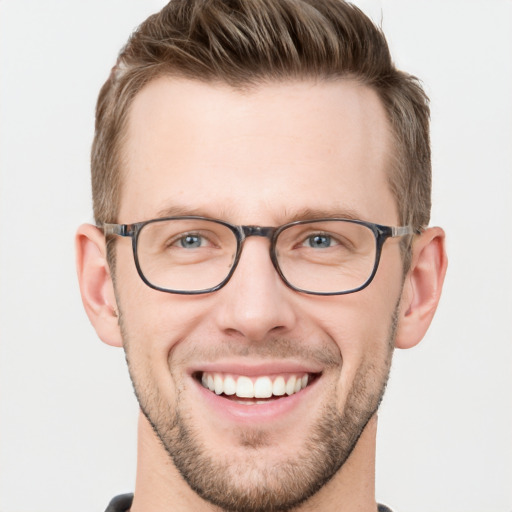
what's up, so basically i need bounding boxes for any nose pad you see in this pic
[215,238,298,342]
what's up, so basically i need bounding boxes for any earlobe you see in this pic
[75,224,123,347]
[395,227,448,349]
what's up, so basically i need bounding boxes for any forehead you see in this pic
[119,77,397,225]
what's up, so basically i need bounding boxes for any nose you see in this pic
[215,237,298,342]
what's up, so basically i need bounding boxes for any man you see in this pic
[76,0,447,511]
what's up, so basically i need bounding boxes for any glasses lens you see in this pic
[136,219,237,292]
[276,220,377,294]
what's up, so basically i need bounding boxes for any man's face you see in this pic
[114,78,404,511]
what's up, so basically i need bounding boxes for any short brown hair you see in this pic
[92,0,431,237]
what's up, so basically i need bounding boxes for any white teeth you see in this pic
[254,376,273,398]
[236,376,254,398]
[214,374,223,395]
[272,376,286,396]
[223,375,236,396]
[200,372,312,399]
[285,376,296,396]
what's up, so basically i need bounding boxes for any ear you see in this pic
[395,227,448,349]
[75,224,123,347]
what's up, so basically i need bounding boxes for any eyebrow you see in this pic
[280,207,363,223]
[153,205,364,225]
[155,205,225,219]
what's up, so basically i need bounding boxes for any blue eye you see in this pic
[179,234,204,248]
[305,234,334,248]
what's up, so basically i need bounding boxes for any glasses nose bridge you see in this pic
[239,225,276,241]
[235,225,280,275]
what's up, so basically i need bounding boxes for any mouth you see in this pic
[194,371,320,404]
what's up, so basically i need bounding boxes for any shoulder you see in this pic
[104,493,134,512]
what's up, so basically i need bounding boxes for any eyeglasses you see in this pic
[103,216,416,296]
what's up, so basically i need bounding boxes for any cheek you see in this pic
[117,291,206,406]
[118,290,205,355]
[314,283,399,351]
[308,265,402,393]
[114,242,192,349]
[329,297,393,366]
[114,259,218,384]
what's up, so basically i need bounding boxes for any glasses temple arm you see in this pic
[102,223,129,237]
[391,225,421,237]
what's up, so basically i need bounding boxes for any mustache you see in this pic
[171,337,342,368]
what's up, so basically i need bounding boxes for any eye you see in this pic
[175,233,208,249]
[303,234,337,249]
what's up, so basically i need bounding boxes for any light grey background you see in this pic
[0,1,511,511]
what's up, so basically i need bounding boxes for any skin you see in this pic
[76,78,447,511]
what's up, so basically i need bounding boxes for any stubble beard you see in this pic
[121,311,397,512]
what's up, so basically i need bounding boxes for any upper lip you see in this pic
[188,360,324,377]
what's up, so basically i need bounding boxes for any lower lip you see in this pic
[193,377,319,424]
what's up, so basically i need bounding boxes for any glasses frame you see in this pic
[103,216,417,296]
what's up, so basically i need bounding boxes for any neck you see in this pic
[131,411,379,512]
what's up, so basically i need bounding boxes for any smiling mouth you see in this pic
[195,371,319,403]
